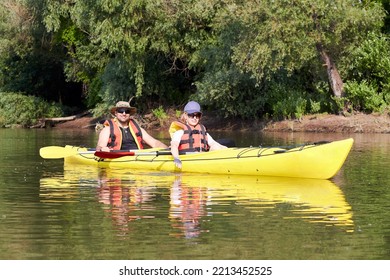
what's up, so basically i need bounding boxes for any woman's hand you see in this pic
[174,157,182,169]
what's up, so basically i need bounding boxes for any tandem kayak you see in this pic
[40,138,354,179]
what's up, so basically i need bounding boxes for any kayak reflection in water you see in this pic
[169,101,227,169]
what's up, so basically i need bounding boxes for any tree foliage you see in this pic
[344,32,390,112]
[0,0,388,121]
[0,0,82,106]
[187,0,385,117]
[227,0,384,94]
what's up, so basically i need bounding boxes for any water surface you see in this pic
[0,128,389,260]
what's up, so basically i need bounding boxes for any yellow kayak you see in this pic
[41,138,353,179]
[40,167,354,230]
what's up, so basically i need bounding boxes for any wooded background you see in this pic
[1,0,389,127]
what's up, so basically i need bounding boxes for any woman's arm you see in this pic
[207,133,227,151]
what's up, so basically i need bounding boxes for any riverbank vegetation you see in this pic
[0,0,390,128]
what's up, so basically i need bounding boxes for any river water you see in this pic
[0,128,389,260]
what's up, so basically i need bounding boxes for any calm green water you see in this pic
[0,128,389,260]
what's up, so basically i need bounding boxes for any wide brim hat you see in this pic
[110,101,137,115]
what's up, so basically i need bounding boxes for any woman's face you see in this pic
[186,112,202,126]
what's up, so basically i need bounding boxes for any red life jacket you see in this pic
[171,121,209,152]
[103,118,144,150]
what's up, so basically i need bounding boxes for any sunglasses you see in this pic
[187,113,202,119]
[116,108,131,114]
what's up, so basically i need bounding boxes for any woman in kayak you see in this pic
[169,101,227,169]
[96,101,168,151]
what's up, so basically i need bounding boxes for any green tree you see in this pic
[22,0,388,120]
[344,32,390,112]
[227,0,384,103]
[0,0,82,106]
[43,0,195,110]
[376,0,390,33]
[168,0,386,118]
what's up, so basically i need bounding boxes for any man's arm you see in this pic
[96,126,111,151]
[141,128,168,148]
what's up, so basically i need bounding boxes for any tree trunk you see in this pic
[316,43,348,113]
[318,48,344,98]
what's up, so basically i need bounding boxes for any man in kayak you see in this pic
[169,101,227,169]
[96,101,168,151]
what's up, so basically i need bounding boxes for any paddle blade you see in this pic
[39,146,78,159]
[94,150,171,159]
[94,151,135,159]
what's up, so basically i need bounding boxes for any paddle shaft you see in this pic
[40,145,170,159]
[40,137,236,159]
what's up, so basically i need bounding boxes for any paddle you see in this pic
[94,150,172,159]
[40,137,235,159]
[39,146,95,159]
[39,145,172,159]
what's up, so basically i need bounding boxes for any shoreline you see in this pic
[53,112,390,134]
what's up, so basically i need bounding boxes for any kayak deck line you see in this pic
[103,143,329,162]
[73,141,330,161]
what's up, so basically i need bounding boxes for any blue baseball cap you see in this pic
[184,101,201,114]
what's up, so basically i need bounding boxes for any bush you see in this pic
[267,83,308,120]
[344,32,390,112]
[344,80,385,113]
[0,92,63,127]
[152,105,169,126]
